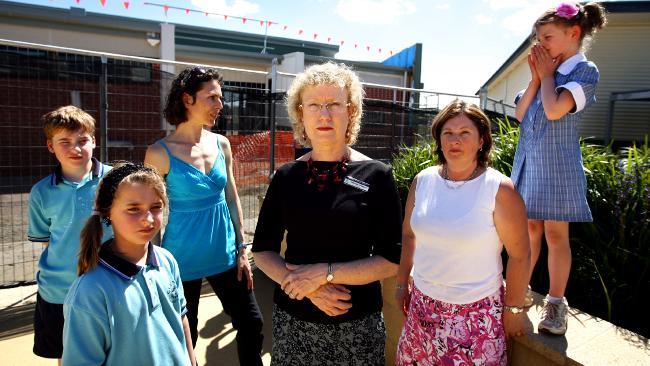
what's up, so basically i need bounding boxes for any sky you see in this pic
[4,0,629,95]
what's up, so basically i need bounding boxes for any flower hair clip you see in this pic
[555,2,580,19]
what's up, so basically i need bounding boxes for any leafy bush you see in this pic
[572,138,649,336]
[392,135,437,205]
[392,121,650,337]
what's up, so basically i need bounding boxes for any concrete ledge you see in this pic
[381,278,650,366]
[509,291,650,366]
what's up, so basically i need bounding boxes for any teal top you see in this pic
[158,139,237,281]
[28,158,112,304]
[62,243,189,366]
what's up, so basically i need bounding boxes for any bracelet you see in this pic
[237,242,250,254]
[504,305,524,314]
[395,283,408,290]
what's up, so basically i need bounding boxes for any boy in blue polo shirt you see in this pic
[27,105,111,361]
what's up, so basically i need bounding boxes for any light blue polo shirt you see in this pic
[62,242,190,366]
[27,158,112,304]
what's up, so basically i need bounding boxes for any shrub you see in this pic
[392,135,437,206]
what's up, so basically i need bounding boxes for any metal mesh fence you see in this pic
[0,44,283,287]
[0,42,497,287]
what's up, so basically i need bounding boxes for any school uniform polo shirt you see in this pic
[62,242,190,366]
[27,158,112,304]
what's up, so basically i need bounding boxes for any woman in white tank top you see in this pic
[395,100,530,365]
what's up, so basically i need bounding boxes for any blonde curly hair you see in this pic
[286,62,364,147]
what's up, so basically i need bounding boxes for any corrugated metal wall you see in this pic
[583,24,650,141]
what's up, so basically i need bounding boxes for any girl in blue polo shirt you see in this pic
[512,2,606,336]
[62,163,196,366]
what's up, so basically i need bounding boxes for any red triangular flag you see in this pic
[242,17,247,24]
[76,0,80,3]
[298,29,303,35]
[378,48,382,53]
[267,21,273,27]
[366,45,371,51]
[354,43,358,48]
[185,8,190,15]
[283,25,288,30]
[123,1,129,9]
[390,50,393,55]
[313,33,318,40]
[163,5,169,15]
[99,0,106,7]
[260,20,264,26]
[340,40,345,46]
[205,12,208,16]
[224,15,228,20]
[327,37,331,43]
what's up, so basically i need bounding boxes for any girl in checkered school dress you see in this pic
[512,2,607,336]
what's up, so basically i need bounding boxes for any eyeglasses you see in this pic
[299,101,350,114]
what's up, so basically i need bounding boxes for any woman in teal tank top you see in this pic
[145,67,263,366]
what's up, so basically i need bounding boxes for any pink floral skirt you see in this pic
[396,285,506,366]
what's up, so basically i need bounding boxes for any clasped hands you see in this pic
[281,263,352,317]
[528,44,562,81]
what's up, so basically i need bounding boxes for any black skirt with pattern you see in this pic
[271,305,386,365]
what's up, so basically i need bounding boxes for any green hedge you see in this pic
[392,119,650,337]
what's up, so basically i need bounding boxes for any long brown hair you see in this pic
[78,162,167,275]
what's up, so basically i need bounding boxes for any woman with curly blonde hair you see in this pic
[253,62,403,365]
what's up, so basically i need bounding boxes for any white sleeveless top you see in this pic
[411,166,506,304]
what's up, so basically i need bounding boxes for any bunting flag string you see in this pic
[72,1,397,56]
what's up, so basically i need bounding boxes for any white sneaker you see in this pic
[538,300,568,335]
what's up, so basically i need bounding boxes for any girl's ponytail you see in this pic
[581,2,607,37]
[78,214,104,275]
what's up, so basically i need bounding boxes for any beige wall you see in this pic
[0,21,158,58]
[356,70,405,87]
[582,20,650,141]
[485,13,650,141]
[486,53,528,111]
[175,55,270,84]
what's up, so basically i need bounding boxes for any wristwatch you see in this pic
[326,263,334,283]
[504,305,524,314]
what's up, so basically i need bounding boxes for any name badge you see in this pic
[343,176,369,192]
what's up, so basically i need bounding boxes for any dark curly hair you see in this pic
[164,67,223,126]
[431,99,492,167]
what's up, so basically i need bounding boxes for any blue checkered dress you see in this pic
[511,57,596,222]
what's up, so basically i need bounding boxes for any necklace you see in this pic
[306,151,350,192]
[441,165,480,190]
